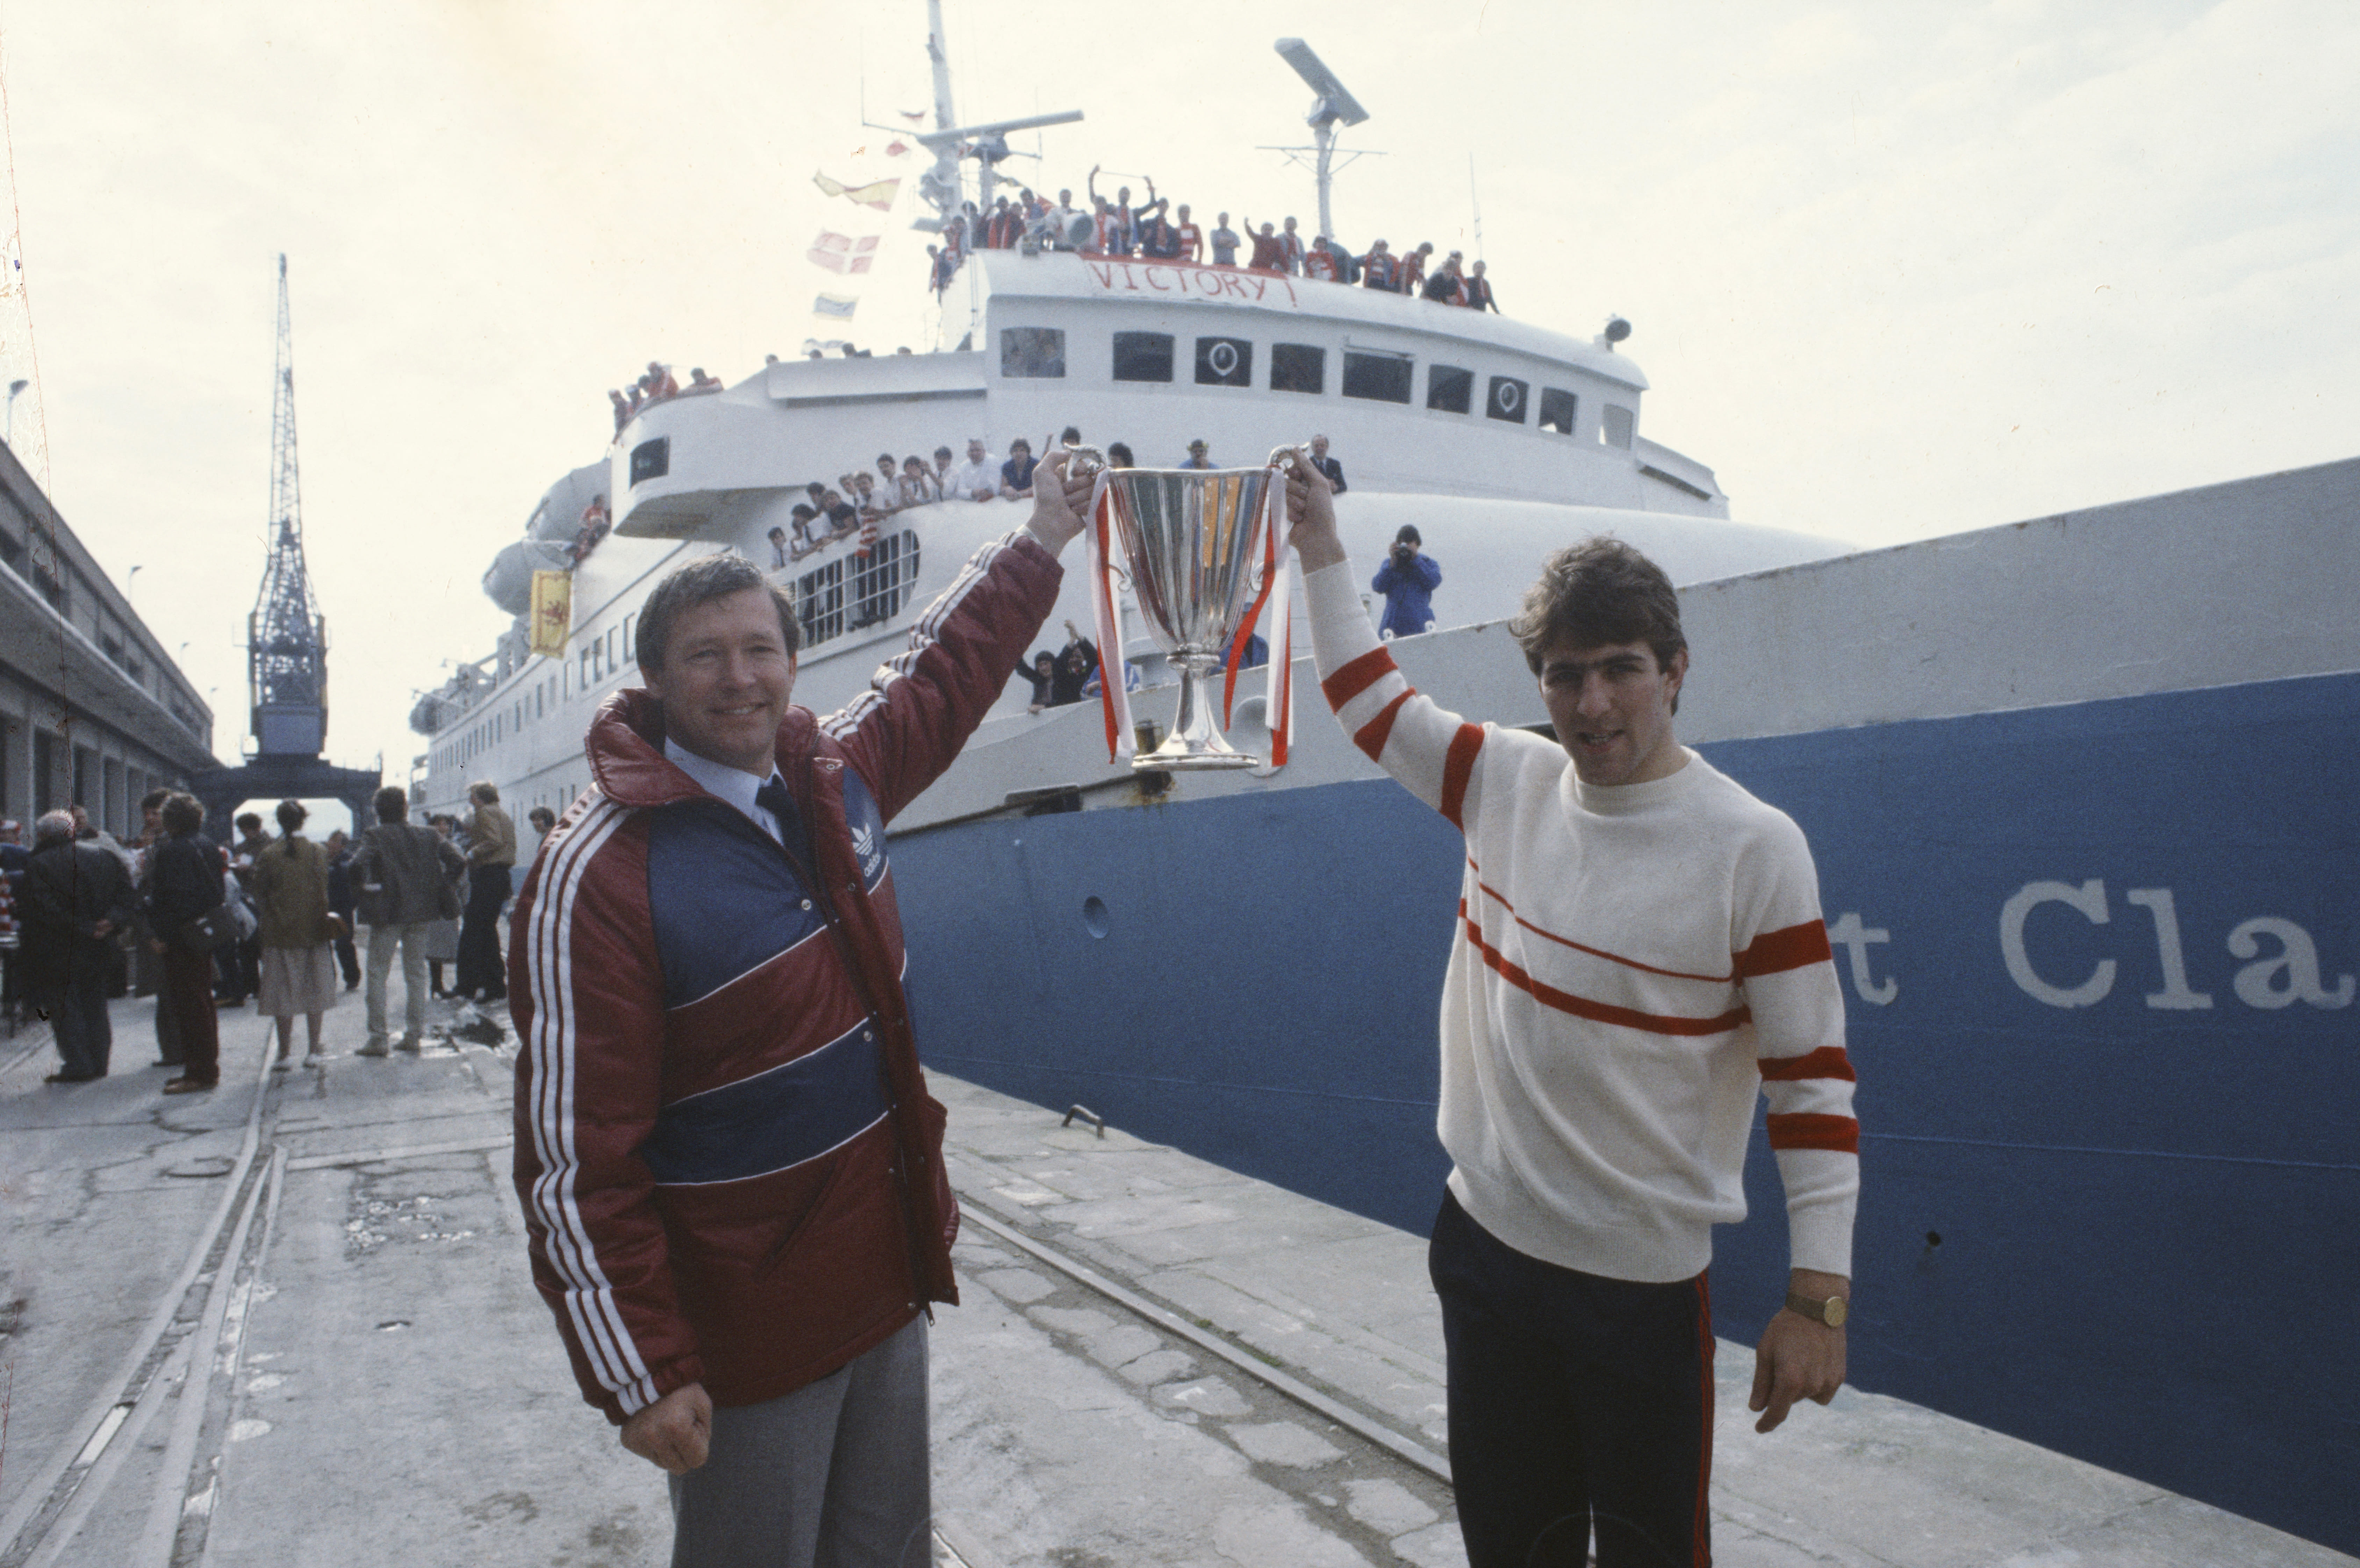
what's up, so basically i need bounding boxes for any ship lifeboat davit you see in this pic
[482,539,576,616]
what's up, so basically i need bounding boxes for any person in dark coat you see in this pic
[1372,524,1444,640]
[324,828,360,989]
[19,811,136,1083]
[1049,622,1099,706]
[148,793,226,1094]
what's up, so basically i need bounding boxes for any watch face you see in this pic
[1824,1297,1848,1328]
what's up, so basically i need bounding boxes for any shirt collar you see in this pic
[664,738,782,832]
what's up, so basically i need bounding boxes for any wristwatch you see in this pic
[1784,1289,1849,1328]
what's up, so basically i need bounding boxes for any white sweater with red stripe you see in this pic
[1308,561,1859,1283]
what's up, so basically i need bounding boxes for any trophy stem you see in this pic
[1137,653,1257,771]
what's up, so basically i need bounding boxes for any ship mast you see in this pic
[897,1,1084,236]
[248,253,329,757]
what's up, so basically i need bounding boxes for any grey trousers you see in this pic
[669,1315,930,1568]
[364,923,430,1045]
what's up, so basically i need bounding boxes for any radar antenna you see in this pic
[248,253,328,757]
[1270,38,1374,243]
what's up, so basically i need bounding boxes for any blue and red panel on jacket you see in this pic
[644,773,891,1012]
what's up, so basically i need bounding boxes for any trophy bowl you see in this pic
[1072,447,1291,770]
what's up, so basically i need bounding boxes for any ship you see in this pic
[408,10,2360,1556]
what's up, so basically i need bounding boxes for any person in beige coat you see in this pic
[456,781,516,1002]
[251,799,340,1069]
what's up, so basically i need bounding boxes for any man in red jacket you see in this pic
[510,455,1091,1565]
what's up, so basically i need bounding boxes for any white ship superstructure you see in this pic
[414,247,1838,821]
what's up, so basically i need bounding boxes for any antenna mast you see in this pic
[1270,39,1373,243]
[248,254,328,757]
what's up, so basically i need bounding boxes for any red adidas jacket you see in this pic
[508,530,1060,1422]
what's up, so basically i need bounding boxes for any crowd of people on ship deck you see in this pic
[608,360,727,433]
[764,429,1350,574]
[925,164,1499,315]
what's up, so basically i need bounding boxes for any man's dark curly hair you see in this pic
[1508,536,1686,685]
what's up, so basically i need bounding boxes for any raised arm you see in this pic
[1284,453,1496,828]
[822,453,1091,820]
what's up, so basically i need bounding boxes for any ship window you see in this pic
[623,613,635,663]
[799,529,922,648]
[1194,336,1253,387]
[1487,375,1528,424]
[1342,351,1413,405]
[1428,365,1473,414]
[1113,332,1175,383]
[1538,388,1578,435]
[630,436,670,486]
[1269,343,1325,395]
[1602,404,1635,449]
[999,327,1066,379]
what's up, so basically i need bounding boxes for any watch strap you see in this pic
[1784,1289,1849,1328]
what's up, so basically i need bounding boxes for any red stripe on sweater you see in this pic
[1766,1112,1860,1153]
[1354,690,1415,762]
[1462,915,1751,1037]
[1321,646,1397,711]
[1440,724,1483,827]
[1469,861,1738,984]
[1758,1046,1856,1083]
[1735,919,1833,977]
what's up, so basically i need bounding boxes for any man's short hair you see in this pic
[934,446,953,460]
[636,554,802,674]
[235,812,263,834]
[141,787,171,813]
[469,780,499,804]
[1510,536,1687,682]
[34,809,73,844]
[373,785,409,823]
[161,792,205,836]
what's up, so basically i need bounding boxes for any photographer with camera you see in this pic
[1372,524,1442,640]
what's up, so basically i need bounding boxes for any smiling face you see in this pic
[643,588,796,775]
[1536,635,1688,787]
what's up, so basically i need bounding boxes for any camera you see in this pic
[1391,542,1416,568]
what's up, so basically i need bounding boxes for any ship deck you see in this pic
[2,998,2347,1567]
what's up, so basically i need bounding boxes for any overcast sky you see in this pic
[4,0,2355,786]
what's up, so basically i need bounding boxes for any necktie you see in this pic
[753,778,797,848]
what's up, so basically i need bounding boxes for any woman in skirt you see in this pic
[252,799,340,1069]
[422,814,465,998]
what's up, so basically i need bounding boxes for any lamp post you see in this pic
[5,379,26,448]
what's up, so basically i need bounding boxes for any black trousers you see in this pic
[455,864,511,998]
[1429,1189,1713,1568]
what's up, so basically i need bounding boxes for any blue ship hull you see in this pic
[894,665,2360,1553]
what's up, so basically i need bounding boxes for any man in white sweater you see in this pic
[1283,457,1858,1568]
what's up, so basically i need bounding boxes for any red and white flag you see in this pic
[808,232,881,274]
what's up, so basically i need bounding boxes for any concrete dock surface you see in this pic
[0,994,2348,1568]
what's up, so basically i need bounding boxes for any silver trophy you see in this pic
[1069,445,1298,770]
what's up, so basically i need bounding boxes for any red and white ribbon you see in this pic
[1084,469,1134,762]
[1221,460,1296,770]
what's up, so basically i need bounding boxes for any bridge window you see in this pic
[1428,365,1472,414]
[630,436,670,485]
[1113,332,1175,383]
[1194,336,1252,387]
[1602,404,1635,449]
[1538,388,1578,435]
[1343,351,1412,405]
[1000,327,1065,379]
[1269,343,1325,395]
[1487,375,1528,424]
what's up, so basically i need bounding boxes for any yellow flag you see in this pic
[529,569,572,656]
